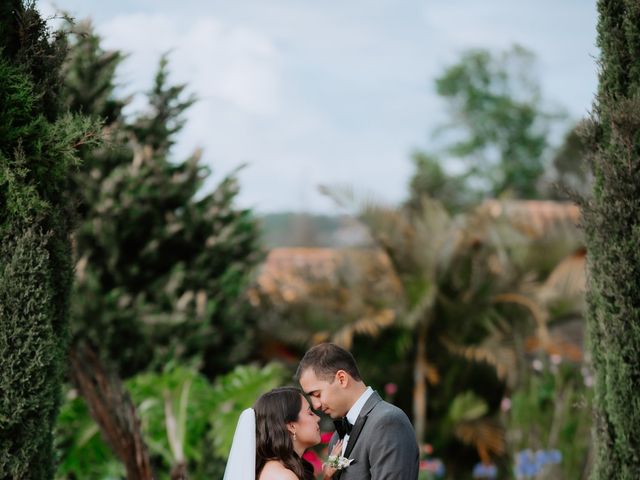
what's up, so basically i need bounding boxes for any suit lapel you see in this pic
[343,415,367,458]
[343,391,381,458]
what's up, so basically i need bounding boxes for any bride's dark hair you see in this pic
[254,387,315,480]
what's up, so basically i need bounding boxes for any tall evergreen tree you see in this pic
[61,24,261,379]
[582,1,640,478]
[0,2,99,477]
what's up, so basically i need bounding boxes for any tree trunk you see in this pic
[70,344,154,480]
[170,463,188,480]
[413,322,428,443]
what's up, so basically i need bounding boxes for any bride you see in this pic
[224,387,343,480]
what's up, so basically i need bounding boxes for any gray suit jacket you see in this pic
[328,392,419,480]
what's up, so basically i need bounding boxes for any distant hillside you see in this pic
[258,212,371,248]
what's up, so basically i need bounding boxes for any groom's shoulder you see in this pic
[368,400,417,448]
[370,398,412,425]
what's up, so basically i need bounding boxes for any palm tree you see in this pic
[321,188,584,450]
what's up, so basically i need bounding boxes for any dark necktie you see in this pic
[333,417,353,439]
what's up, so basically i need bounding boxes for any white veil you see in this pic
[223,408,256,480]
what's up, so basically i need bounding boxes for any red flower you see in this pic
[303,450,323,474]
[421,443,434,455]
[321,432,334,444]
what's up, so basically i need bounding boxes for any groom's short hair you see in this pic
[296,343,362,382]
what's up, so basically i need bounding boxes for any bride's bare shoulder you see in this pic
[258,460,299,480]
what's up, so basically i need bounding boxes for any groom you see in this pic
[297,343,419,479]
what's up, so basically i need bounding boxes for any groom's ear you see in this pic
[335,370,349,387]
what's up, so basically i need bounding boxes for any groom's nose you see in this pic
[310,397,322,410]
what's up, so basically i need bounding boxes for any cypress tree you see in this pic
[0,2,99,477]
[583,0,640,477]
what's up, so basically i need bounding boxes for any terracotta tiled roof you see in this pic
[249,247,403,308]
[477,199,581,239]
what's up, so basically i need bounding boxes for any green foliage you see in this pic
[59,19,127,124]
[56,366,213,480]
[55,390,124,479]
[127,366,212,470]
[447,391,489,424]
[582,1,640,477]
[0,0,67,120]
[208,363,287,460]
[61,23,262,378]
[409,46,563,210]
[1,229,59,479]
[0,4,101,478]
[126,366,216,478]
[55,363,287,479]
[130,54,196,156]
[436,45,557,198]
[506,360,592,478]
[545,124,592,199]
[407,152,478,213]
[324,187,588,475]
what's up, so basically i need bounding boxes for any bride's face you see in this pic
[289,395,321,450]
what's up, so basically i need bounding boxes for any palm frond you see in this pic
[402,284,437,329]
[318,183,391,220]
[447,392,504,463]
[492,292,550,345]
[454,418,505,463]
[442,336,517,386]
[332,308,395,349]
[537,249,586,310]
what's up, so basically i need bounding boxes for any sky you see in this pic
[41,0,599,214]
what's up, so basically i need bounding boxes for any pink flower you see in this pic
[532,359,544,372]
[384,382,398,396]
[500,397,512,412]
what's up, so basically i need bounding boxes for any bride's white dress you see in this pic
[223,408,256,480]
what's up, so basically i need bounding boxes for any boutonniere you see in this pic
[325,454,354,471]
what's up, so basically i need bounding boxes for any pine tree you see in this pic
[0,2,100,477]
[62,25,262,379]
[582,0,640,477]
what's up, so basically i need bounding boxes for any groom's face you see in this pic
[299,368,349,419]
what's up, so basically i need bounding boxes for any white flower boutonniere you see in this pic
[325,454,354,471]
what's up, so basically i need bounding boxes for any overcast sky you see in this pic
[42,0,598,214]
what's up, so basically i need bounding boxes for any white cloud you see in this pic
[99,13,282,115]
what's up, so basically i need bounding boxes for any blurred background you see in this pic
[40,1,597,478]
